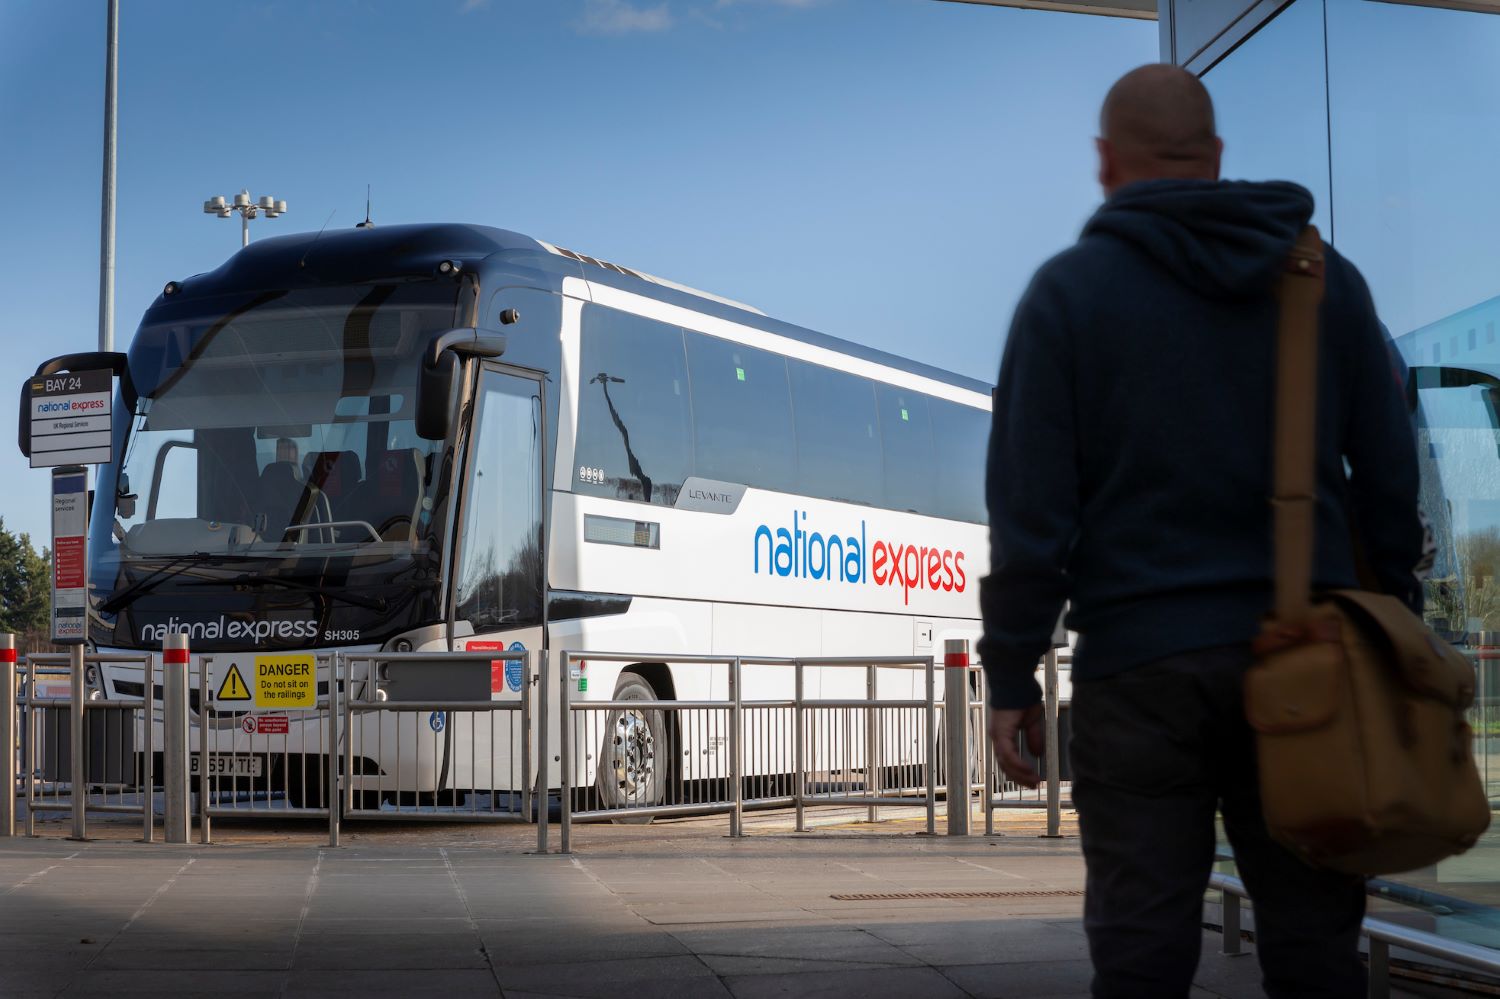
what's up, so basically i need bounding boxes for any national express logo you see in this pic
[752,511,967,606]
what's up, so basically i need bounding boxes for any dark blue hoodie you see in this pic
[979,179,1424,709]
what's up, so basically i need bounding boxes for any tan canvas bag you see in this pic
[1245,225,1491,876]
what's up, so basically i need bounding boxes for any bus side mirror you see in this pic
[414,328,506,442]
[416,352,459,441]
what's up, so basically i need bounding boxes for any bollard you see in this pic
[69,644,86,841]
[535,650,551,854]
[1042,648,1062,839]
[1,634,15,838]
[943,639,971,836]
[162,634,190,844]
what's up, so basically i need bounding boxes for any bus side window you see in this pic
[573,306,693,507]
[876,388,936,515]
[788,359,884,508]
[927,397,987,524]
[684,331,797,493]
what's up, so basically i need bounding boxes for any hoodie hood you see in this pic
[1083,179,1315,299]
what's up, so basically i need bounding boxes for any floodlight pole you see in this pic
[202,191,288,247]
[98,0,118,353]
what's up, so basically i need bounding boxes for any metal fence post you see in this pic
[1043,648,1062,839]
[141,654,154,844]
[924,656,936,836]
[1220,888,1242,956]
[327,654,340,848]
[198,655,212,845]
[1368,937,1390,999]
[943,639,971,836]
[69,643,86,841]
[794,660,806,833]
[1,634,15,838]
[536,650,552,854]
[521,651,533,826]
[730,657,743,838]
[559,652,573,856]
[865,663,878,825]
[162,634,190,844]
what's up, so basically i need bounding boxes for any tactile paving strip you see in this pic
[829,889,1086,901]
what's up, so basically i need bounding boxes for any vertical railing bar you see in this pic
[560,652,572,855]
[730,658,742,838]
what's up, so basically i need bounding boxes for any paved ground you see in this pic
[0,807,1467,998]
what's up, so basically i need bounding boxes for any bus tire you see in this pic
[598,673,668,822]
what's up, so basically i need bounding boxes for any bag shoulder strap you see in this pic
[1271,225,1327,626]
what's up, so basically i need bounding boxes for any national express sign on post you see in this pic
[29,369,112,468]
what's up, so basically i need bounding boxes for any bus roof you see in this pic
[168,222,993,397]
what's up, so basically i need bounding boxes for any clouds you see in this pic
[574,0,674,35]
[569,0,830,36]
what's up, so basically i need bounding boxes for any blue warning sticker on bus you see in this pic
[429,711,446,733]
[506,642,525,692]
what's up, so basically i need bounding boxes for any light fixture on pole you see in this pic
[202,190,288,247]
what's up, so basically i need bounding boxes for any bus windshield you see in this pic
[88,279,466,649]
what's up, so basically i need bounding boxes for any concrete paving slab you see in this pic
[0,808,1474,998]
[494,955,728,999]
[723,965,969,998]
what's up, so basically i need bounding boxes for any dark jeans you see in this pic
[1069,644,1367,998]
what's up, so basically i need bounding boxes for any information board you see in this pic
[30,369,112,468]
[51,469,88,644]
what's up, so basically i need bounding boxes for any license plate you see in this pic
[190,755,263,778]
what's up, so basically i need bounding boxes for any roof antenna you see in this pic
[356,185,374,229]
[299,208,337,268]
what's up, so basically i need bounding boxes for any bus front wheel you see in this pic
[598,674,668,822]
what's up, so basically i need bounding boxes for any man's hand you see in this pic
[990,704,1046,789]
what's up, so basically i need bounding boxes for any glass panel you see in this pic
[454,371,544,632]
[1201,0,1332,237]
[684,331,797,493]
[875,387,936,515]
[1325,0,1500,919]
[788,360,883,507]
[927,398,988,524]
[573,306,693,507]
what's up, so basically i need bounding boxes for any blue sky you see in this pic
[0,0,1155,543]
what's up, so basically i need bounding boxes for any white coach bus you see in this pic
[18,223,992,808]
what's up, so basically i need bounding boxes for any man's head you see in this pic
[1097,65,1222,197]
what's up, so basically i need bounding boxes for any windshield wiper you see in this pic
[99,555,209,614]
[208,574,390,613]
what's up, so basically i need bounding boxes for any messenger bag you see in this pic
[1245,225,1491,876]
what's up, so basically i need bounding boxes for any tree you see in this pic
[0,518,52,649]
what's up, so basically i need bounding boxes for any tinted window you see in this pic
[685,332,797,492]
[876,387,936,515]
[788,360,883,507]
[573,307,693,506]
[928,398,988,523]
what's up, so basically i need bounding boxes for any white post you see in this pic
[1,634,15,838]
[162,633,190,843]
[944,639,971,836]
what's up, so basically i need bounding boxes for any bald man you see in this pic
[980,65,1421,997]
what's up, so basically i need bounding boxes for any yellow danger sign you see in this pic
[216,663,251,702]
[253,654,317,709]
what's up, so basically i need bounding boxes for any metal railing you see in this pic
[18,651,155,841]
[552,651,937,853]
[981,649,1070,836]
[1211,872,1500,998]
[341,650,535,823]
[195,654,338,846]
